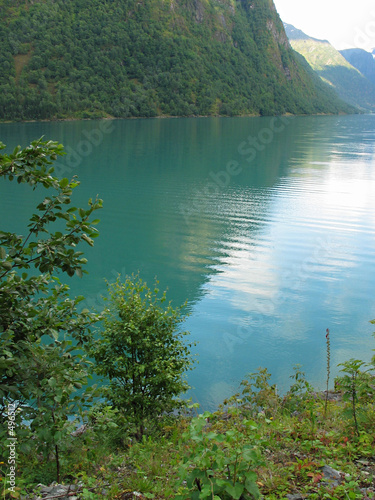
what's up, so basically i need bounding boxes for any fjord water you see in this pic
[1,115,375,409]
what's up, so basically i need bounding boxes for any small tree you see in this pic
[336,359,375,436]
[91,275,195,439]
[17,337,95,483]
[0,138,102,480]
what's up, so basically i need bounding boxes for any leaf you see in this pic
[216,478,229,488]
[0,247,6,259]
[51,329,59,340]
[59,178,70,188]
[245,477,261,498]
[244,470,257,483]
[201,484,214,498]
[81,234,94,246]
[48,378,57,388]
[206,431,218,440]
[1,260,12,270]
[224,483,244,499]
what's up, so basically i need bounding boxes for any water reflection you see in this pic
[1,115,375,409]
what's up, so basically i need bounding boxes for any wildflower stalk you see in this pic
[324,328,330,417]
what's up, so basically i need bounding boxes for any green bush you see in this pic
[91,274,195,440]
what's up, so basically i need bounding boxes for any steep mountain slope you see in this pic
[340,48,375,86]
[0,0,354,120]
[284,23,375,112]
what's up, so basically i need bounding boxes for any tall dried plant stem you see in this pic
[324,328,331,417]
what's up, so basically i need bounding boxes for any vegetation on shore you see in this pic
[1,139,374,499]
[3,361,375,499]
[0,0,355,121]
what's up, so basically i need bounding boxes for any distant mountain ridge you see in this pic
[284,23,375,112]
[340,48,375,86]
[0,0,354,121]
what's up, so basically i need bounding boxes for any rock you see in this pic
[71,423,88,437]
[320,465,343,487]
[356,459,370,466]
[361,487,375,497]
[286,494,304,500]
[42,484,78,498]
[24,483,79,500]
[313,390,342,402]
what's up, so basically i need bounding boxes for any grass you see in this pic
[13,51,33,82]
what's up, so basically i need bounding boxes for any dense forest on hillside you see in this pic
[0,0,354,120]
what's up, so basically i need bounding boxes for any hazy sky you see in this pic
[273,0,375,52]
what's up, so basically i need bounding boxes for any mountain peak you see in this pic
[340,48,375,86]
[283,23,329,44]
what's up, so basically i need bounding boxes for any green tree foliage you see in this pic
[0,138,102,480]
[0,0,354,121]
[91,275,194,440]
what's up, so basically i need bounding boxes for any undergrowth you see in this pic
[2,358,375,500]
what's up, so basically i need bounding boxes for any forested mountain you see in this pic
[340,48,375,86]
[0,0,354,120]
[284,23,375,113]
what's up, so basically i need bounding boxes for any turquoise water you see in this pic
[1,115,375,409]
